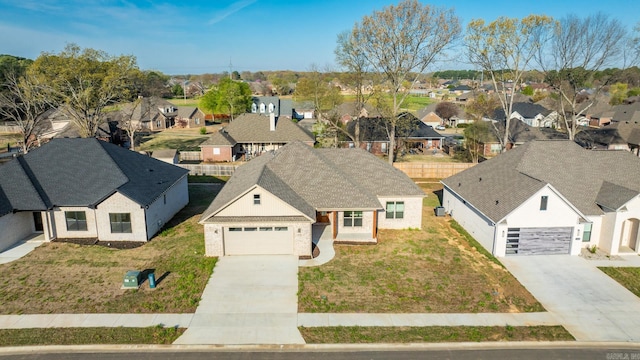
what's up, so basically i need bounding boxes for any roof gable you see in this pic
[200,113,314,146]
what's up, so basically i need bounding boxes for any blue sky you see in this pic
[0,0,637,75]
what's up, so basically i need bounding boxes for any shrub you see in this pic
[199,127,207,135]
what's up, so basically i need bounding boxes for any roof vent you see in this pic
[495,200,499,205]
[479,177,482,182]
[458,182,461,187]
[148,169,154,172]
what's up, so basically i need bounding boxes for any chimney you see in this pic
[269,112,276,131]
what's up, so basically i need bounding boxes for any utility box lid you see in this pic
[122,270,142,289]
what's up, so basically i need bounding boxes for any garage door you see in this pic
[506,227,572,255]
[223,226,293,255]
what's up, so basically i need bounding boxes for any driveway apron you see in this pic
[502,255,640,342]
[174,255,304,345]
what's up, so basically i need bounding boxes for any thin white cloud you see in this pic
[207,0,257,25]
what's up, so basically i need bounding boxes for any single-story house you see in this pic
[493,102,558,128]
[415,104,444,127]
[176,106,207,128]
[199,141,425,258]
[442,140,640,257]
[0,138,189,252]
[199,113,315,162]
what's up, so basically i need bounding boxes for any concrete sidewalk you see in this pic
[0,313,192,329]
[0,234,46,264]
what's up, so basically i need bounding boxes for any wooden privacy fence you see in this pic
[0,125,21,133]
[179,151,202,162]
[178,163,239,176]
[393,162,475,179]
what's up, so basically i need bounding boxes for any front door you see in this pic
[33,212,44,232]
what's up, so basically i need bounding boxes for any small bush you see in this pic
[588,245,597,254]
[199,127,207,135]
[456,123,470,128]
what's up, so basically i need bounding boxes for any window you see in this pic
[109,213,132,233]
[229,227,242,232]
[366,142,372,152]
[344,211,363,227]
[583,223,592,242]
[381,142,388,153]
[251,103,257,113]
[213,147,220,155]
[156,120,162,128]
[259,227,273,231]
[253,194,261,205]
[195,118,200,125]
[268,103,275,113]
[244,227,257,231]
[259,103,266,113]
[385,201,404,219]
[540,196,548,211]
[275,226,288,231]
[65,211,87,231]
[490,144,502,153]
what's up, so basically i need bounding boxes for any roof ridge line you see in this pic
[16,155,52,209]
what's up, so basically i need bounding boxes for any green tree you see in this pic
[609,83,629,105]
[466,15,554,150]
[199,78,251,121]
[522,85,534,96]
[350,0,461,164]
[171,83,184,97]
[28,44,138,138]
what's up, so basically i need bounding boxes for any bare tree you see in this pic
[118,97,148,151]
[466,15,554,151]
[0,72,50,153]
[350,0,461,164]
[539,13,628,140]
[435,101,459,127]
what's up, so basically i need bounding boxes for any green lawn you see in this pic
[300,326,574,343]
[168,97,200,107]
[138,130,209,152]
[298,182,543,314]
[599,267,640,298]
[188,175,229,183]
[0,186,219,314]
[0,326,184,346]
[341,94,434,112]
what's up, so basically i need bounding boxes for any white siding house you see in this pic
[442,140,640,257]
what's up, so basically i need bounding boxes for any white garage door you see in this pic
[223,226,293,255]
[506,227,572,255]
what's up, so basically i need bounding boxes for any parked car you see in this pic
[435,125,446,130]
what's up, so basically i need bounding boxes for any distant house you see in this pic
[251,96,293,119]
[443,140,640,257]
[0,138,189,252]
[112,96,178,132]
[493,102,558,128]
[466,119,567,159]
[331,102,382,124]
[199,141,425,257]
[175,107,206,128]
[200,113,315,162]
[415,104,443,127]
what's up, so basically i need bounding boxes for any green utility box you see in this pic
[122,270,142,289]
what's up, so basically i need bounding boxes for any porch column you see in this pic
[332,211,337,240]
[372,210,378,239]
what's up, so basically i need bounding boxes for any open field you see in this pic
[168,97,200,107]
[137,127,217,152]
[300,326,574,343]
[0,326,184,346]
[298,182,543,313]
[0,186,219,314]
[341,94,434,112]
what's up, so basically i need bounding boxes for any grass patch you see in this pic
[298,182,543,313]
[137,128,211,152]
[168,98,200,107]
[450,220,503,268]
[188,175,229,183]
[342,95,434,112]
[599,267,640,298]
[395,154,462,163]
[0,326,184,346]
[0,186,219,314]
[299,326,574,343]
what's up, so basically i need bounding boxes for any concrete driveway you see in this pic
[174,255,304,345]
[502,255,640,342]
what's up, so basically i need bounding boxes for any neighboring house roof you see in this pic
[0,138,188,215]
[442,140,640,222]
[415,104,440,120]
[177,106,198,119]
[493,102,551,120]
[332,102,382,119]
[575,120,640,148]
[406,122,444,139]
[470,119,567,144]
[200,113,314,146]
[200,141,424,222]
[152,149,178,159]
[453,85,472,91]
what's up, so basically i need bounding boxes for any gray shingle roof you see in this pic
[0,138,188,213]
[442,140,640,222]
[493,102,551,120]
[200,113,314,146]
[200,141,424,222]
